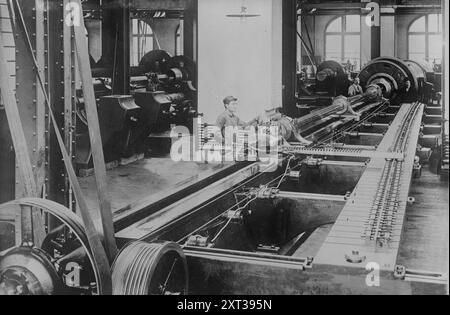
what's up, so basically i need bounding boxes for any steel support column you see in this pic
[283,0,298,117]
[14,0,47,199]
[46,0,72,206]
[183,0,197,63]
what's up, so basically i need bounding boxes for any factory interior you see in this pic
[0,0,448,295]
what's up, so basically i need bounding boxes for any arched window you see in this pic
[408,14,442,64]
[131,19,154,66]
[325,15,361,70]
[175,24,183,56]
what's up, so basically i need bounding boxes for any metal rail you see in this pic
[282,146,405,160]
[363,103,421,246]
[316,103,425,270]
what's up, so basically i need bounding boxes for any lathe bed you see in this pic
[113,103,447,295]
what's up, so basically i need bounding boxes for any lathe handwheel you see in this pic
[111,241,188,295]
[0,198,105,295]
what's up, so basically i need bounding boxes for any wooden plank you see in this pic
[72,0,117,261]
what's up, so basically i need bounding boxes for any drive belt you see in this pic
[8,0,113,295]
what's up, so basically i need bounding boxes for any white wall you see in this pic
[198,0,282,123]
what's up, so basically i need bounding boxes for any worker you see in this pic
[348,77,363,97]
[216,96,260,137]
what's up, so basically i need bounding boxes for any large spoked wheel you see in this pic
[0,198,105,295]
[112,241,188,295]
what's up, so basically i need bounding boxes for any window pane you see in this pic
[132,19,138,34]
[176,26,182,56]
[409,53,426,62]
[409,34,426,55]
[428,14,442,33]
[429,34,442,63]
[327,17,342,33]
[131,37,139,66]
[346,15,360,33]
[409,16,426,32]
[142,23,153,36]
[326,35,342,61]
[344,35,360,68]
[409,34,426,61]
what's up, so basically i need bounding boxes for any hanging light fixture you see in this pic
[226,0,261,19]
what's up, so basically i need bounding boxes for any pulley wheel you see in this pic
[138,50,172,74]
[111,241,188,295]
[358,57,418,102]
[405,59,435,84]
[0,245,60,295]
[0,198,107,295]
[376,57,419,89]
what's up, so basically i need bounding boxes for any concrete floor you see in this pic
[397,168,449,274]
[79,157,233,228]
[292,168,449,275]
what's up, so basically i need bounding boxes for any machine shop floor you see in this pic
[397,168,449,274]
[78,157,235,231]
[290,168,449,272]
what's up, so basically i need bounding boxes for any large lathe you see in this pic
[0,57,446,295]
[76,50,198,172]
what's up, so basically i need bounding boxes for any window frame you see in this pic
[325,15,361,69]
[407,14,442,62]
[175,24,182,56]
[131,19,154,66]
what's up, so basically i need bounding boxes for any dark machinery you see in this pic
[133,51,197,134]
[315,60,351,97]
[76,50,198,171]
[0,56,446,295]
[298,58,440,110]
[298,60,353,111]
[0,199,102,295]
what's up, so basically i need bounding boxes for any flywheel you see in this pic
[111,241,188,295]
[0,198,108,295]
